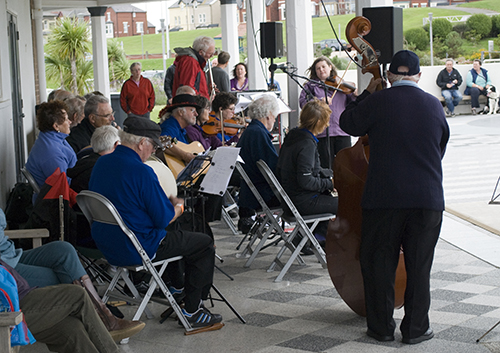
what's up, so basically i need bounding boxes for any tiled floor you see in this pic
[22,214,500,353]
[22,113,500,352]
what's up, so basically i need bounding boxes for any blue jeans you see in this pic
[441,89,462,112]
[15,241,87,287]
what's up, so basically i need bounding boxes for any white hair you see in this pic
[91,126,120,154]
[248,95,280,120]
[387,71,420,83]
[192,36,215,52]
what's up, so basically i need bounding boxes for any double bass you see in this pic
[325,16,407,317]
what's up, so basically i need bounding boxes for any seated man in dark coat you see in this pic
[68,126,120,193]
[66,95,117,154]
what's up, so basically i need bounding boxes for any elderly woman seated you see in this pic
[0,208,144,345]
[25,100,77,191]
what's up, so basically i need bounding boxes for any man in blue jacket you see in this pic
[340,50,449,345]
[89,117,222,328]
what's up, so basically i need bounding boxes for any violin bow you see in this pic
[331,60,353,100]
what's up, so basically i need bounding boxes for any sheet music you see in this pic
[200,147,240,195]
[237,92,291,114]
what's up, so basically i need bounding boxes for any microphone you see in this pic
[269,63,291,72]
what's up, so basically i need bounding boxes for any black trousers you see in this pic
[317,135,351,170]
[469,86,488,108]
[156,230,215,312]
[294,192,338,238]
[360,209,442,339]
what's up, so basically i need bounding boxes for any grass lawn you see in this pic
[458,0,500,12]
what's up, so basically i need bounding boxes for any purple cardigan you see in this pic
[299,81,354,138]
[230,77,249,91]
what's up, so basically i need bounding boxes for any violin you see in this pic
[202,115,246,136]
[325,76,356,95]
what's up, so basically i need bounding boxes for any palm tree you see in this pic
[47,17,91,94]
[107,39,129,90]
[45,54,69,89]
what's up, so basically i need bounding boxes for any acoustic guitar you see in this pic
[163,141,206,179]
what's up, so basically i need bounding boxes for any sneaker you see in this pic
[472,108,477,115]
[445,108,451,116]
[238,217,254,234]
[451,112,456,117]
[180,307,222,328]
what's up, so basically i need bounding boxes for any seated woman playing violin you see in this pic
[299,56,356,170]
[204,92,244,145]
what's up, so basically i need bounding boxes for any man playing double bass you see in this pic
[339,50,449,344]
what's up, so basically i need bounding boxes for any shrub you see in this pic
[322,47,333,58]
[492,15,500,37]
[453,23,467,37]
[404,28,428,51]
[466,14,492,38]
[445,31,463,59]
[432,18,453,39]
[330,56,349,71]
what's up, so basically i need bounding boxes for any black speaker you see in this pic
[362,7,403,64]
[260,22,284,59]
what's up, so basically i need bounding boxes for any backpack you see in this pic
[0,265,36,347]
[4,182,34,229]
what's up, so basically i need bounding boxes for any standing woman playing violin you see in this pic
[299,56,355,169]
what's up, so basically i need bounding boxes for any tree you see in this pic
[445,31,463,59]
[492,15,500,37]
[45,54,69,89]
[404,28,428,51]
[466,14,492,38]
[47,17,91,94]
[432,18,453,39]
[107,39,129,90]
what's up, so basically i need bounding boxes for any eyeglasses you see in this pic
[146,138,160,152]
[95,111,115,118]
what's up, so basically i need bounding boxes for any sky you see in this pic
[133,1,177,31]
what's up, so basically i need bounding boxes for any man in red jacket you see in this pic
[172,36,215,99]
[120,62,155,119]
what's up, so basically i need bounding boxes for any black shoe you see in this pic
[402,328,434,344]
[367,328,395,342]
[300,246,314,256]
[180,307,222,328]
[238,217,254,234]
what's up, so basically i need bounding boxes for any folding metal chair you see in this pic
[76,190,195,333]
[21,166,40,194]
[221,189,239,235]
[257,160,333,282]
[235,162,287,267]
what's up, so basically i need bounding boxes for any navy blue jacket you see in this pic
[237,119,278,211]
[340,83,449,211]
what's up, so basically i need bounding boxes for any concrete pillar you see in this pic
[246,0,267,90]
[221,0,240,73]
[88,7,110,99]
[32,0,47,103]
[354,0,393,91]
[285,0,314,128]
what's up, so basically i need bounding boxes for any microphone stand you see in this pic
[281,67,341,170]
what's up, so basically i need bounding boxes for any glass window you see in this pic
[191,15,194,24]
[136,22,144,33]
[123,22,128,33]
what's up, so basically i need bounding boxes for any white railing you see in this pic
[422,13,496,25]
